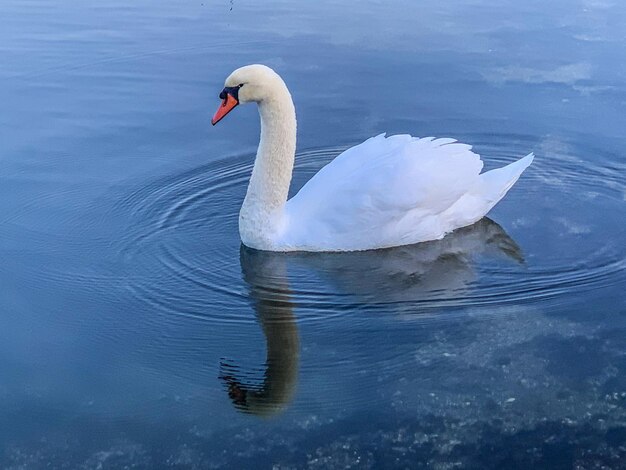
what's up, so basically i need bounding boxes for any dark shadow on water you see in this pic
[220,217,522,416]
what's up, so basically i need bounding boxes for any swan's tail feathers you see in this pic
[480,152,534,204]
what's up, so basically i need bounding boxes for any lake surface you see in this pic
[1,0,626,467]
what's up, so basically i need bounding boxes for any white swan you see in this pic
[212,64,533,252]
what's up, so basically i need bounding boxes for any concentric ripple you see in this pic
[114,137,626,327]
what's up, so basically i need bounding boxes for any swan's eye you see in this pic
[238,83,244,88]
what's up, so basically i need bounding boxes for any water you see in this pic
[1,0,626,467]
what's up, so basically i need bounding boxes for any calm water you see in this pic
[1,0,626,468]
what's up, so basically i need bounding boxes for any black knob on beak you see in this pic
[219,85,242,102]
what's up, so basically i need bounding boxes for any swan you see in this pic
[211,64,533,252]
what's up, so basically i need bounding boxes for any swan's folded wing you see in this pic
[284,134,485,250]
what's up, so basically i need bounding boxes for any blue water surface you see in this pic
[1,0,626,468]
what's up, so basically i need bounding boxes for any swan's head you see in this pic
[211,64,286,125]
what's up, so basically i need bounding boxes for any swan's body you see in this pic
[212,64,533,252]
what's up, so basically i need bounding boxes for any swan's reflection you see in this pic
[295,217,523,302]
[220,218,522,416]
[220,246,300,416]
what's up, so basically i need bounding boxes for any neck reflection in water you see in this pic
[220,246,300,417]
[220,217,522,416]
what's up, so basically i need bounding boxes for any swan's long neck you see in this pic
[239,84,297,249]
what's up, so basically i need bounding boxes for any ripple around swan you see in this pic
[113,136,626,328]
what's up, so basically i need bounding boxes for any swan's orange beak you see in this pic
[212,93,239,125]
